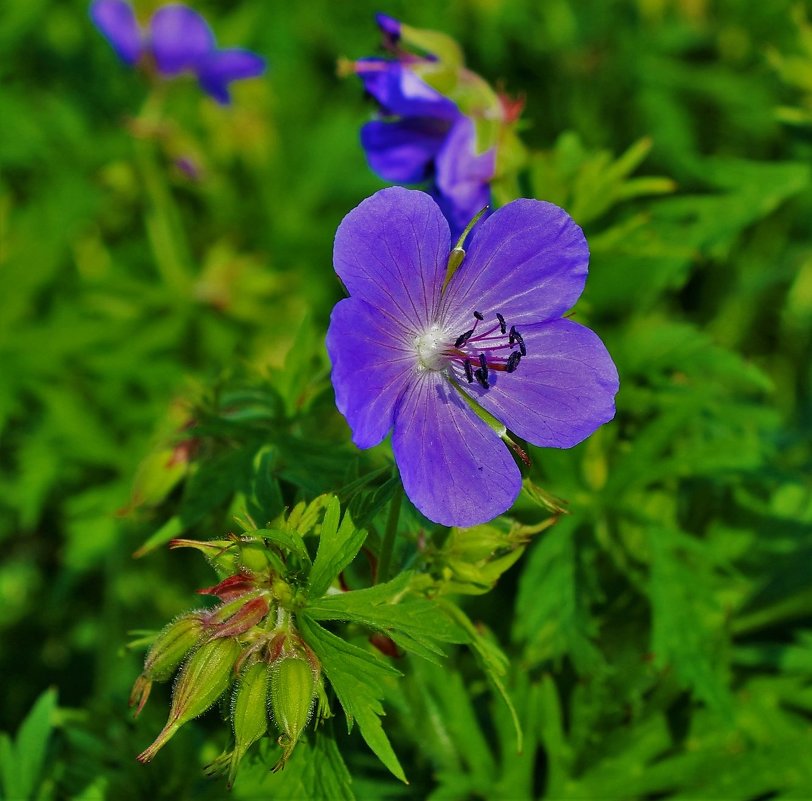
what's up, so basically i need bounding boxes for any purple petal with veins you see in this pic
[361,117,452,183]
[332,187,450,332]
[392,374,521,527]
[441,199,589,331]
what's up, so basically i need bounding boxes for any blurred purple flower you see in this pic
[326,188,619,527]
[90,0,265,104]
[346,15,516,239]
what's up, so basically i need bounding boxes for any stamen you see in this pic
[474,368,490,389]
[478,353,488,381]
[509,325,516,345]
[496,313,506,334]
[464,360,474,383]
[506,351,521,373]
[473,310,484,321]
[455,329,475,348]
[513,329,527,356]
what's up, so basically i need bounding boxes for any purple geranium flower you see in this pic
[326,188,619,527]
[90,0,265,104]
[347,15,509,239]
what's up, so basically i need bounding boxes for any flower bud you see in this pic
[227,660,271,788]
[209,597,270,640]
[129,613,206,717]
[269,654,317,764]
[137,636,242,763]
[238,540,273,574]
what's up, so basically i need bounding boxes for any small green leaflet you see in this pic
[307,496,367,599]
[306,572,468,663]
[0,687,58,801]
[297,615,406,783]
[441,602,524,754]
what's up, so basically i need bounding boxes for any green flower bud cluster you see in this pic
[203,631,323,785]
[133,531,325,786]
[128,590,269,717]
[137,636,243,763]
[429,518,555,595]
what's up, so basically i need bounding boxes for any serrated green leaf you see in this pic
[513,519,604,673]
[308,498,367,598]
[298,615,406,783]
[253,528,310,564]
[307,572,467,663]
[649,528,732,715]
[441,602,523,754]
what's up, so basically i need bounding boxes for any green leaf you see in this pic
[310,732,356,801]
[513,519,604,673]
[308,497,367,599]
[306,572,467,663]
[441,603,523,754]
[649,528,732,715]
[297,615,406,783]
[253,527,311,565]
[0,687,58,801]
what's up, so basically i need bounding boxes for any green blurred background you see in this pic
[2,0,811,798]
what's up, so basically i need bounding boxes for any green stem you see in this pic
[132,91,194,298]
[376,480,403,584]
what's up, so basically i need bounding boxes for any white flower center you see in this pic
[414,325,450,372]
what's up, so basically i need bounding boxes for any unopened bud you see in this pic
[209,597,270,640]
[269,654,317,765]
[238,540,273,574]
[197,574,257,602]
[169,538,240,575]
[137,637,242,763]
[129,614,206,717]
[227,660,271,788]
[448,524,510,563]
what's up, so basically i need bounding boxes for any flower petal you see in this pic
[375,13,401,44]
[356,59,458,119]
[441,199,589,331]
[90,0,143,65]
[361,118,450,183]
[454,319,619,448]
[150,4,215,76]
[333,187,451,333]
[392,374,521,526]
[433,116,495,238]
[326,297,413,449]
[195,49,266,104]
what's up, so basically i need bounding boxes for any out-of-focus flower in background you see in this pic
[90,0,266,104]
[341,14,526,238]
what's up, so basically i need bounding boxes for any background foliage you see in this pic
[2,0,811,798]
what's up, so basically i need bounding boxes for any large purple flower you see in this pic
[326,188,619,527]
[347,15,509,240]
[90,0,265,104]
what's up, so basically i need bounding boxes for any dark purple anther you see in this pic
[464,360,474,383]
[506,351,521,373]
[478,353,488,379]
[509,325,516,345]
[474,368,490,389]
[513,329,526,356]
[496,313,506,334]
[473,310,484,321]
[455,329,474,348]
